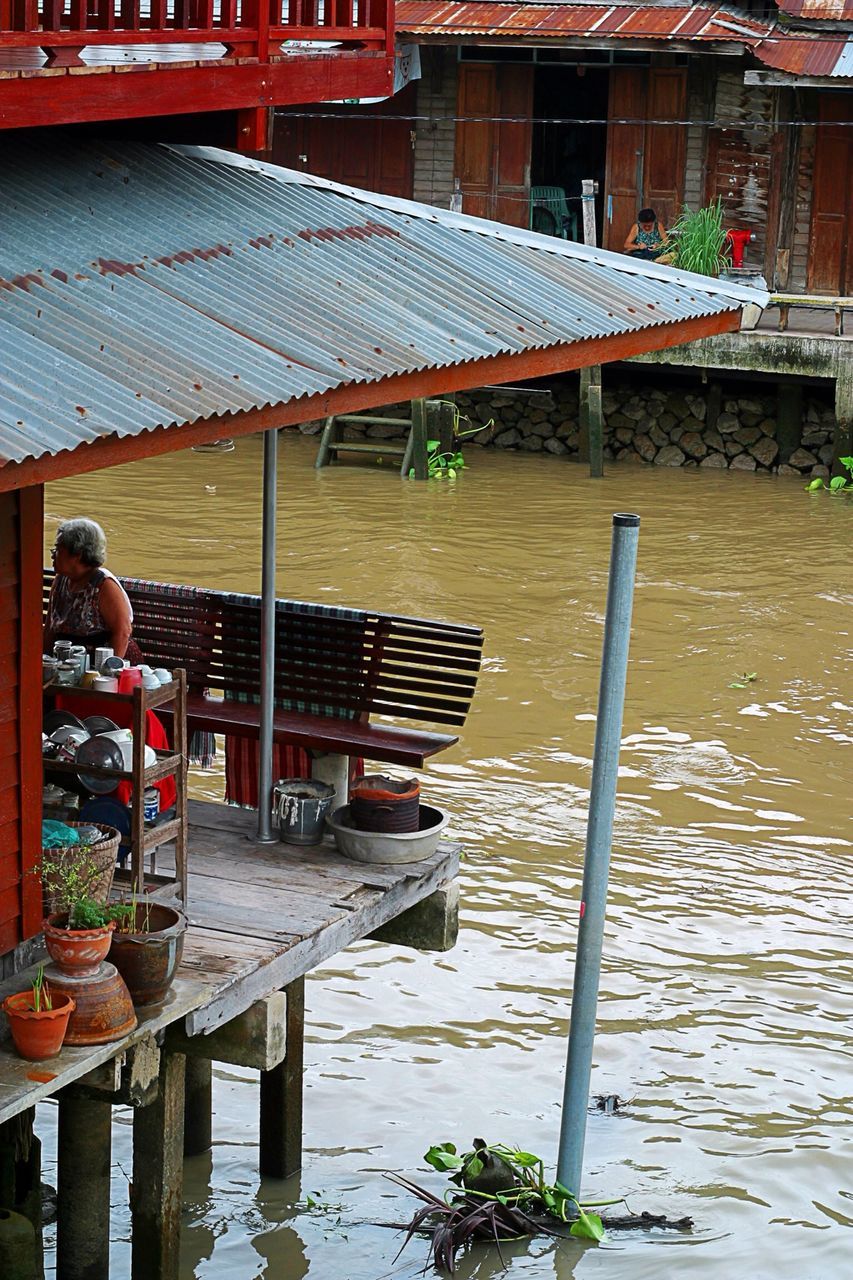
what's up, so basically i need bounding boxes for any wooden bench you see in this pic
[772,293,853,337]
[43,574,484,772]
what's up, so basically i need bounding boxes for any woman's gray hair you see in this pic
[57,518,107,567]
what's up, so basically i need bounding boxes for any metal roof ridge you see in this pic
[166,144,770,309]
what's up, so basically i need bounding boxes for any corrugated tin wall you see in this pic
[413,46,459,208]
[0,491,22,958]
[707,67,774,267]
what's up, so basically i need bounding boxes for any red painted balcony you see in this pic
[0,0,395,129]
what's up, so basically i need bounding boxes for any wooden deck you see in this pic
[0,798,460,1124]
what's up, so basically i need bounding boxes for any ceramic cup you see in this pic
[93,675,118,693]
[142,673,160,691]
[153,668,172,685]
[93,646,114,672]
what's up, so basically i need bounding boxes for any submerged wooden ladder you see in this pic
[314,398,455,479]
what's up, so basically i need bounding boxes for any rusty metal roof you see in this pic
[0,141,764,472]
[774,0,853,19]
[753,29,853,75]
[396,1,771,41]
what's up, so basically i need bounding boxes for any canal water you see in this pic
[44,432,851,1278]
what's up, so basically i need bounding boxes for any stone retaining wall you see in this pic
[299,378,838,478]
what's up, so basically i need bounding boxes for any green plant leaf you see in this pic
[806,478,825,491]
[464,1155,484,1180]
[424,1144,463,1172]
[729,681,746,689]
[838,456,853,470]
[569,1208,606,1242]
[828,475,849,490]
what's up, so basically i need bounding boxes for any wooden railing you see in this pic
[0,0,391,59]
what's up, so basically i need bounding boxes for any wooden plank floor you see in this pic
[0,798,459,1124]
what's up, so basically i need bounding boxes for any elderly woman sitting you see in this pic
[45,517,140,661]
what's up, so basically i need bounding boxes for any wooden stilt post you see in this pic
[131,1051,186,1280]
[183,1058,213,1158]
[259,977,305,1179]
[777,381,803,464]
[833,367,853,473]
[410,399,429,480]
[57,1092,112,1280]
[578,179,604,477]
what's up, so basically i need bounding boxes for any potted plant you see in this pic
[38,845,120,976]
[108,893,188,1007]
[2,965,75,1060]
[669,199,731,278]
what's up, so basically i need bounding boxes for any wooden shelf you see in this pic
[44,670,188,902]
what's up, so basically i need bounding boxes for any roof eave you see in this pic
[0,308,742,493]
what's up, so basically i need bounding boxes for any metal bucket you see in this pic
[273,779,336,846]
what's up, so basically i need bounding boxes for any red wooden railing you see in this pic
[0,0,390,58]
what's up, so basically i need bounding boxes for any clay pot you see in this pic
[2,990,75,1060]
[108,904,187,1006]
[43,913,115,977]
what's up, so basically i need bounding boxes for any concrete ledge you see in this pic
[368,880,459,952]
[168,993,287,1070]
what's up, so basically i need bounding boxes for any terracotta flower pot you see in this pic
[2,990,76,1060]
[108,904,187,1007]
[43,913,115,977]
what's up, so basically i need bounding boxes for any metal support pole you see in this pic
[557,514,640,1197]
[257,428,278,842]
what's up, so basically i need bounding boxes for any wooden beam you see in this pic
[0,310,742,494]
[0,54,394,132]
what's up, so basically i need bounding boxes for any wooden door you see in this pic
[808,94,853,294]
[455,63,533,226]
[604,67,687,251]
[274,87,415,199]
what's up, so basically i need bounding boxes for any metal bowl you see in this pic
[326,804,449,864]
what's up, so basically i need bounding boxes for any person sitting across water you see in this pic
[623,207,673,263]
[45,517,141,661]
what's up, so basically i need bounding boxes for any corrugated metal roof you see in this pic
[774,0,853,20]
[753,29,853,76]
[0,141,764,471]
[396,1,770,41]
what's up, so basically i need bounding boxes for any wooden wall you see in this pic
[0,486,43,962]
[705,67,774,269]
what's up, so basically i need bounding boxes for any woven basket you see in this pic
[42,822,120,915]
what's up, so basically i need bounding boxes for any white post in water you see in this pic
[256,428,279,843]
[557,513,640,1195]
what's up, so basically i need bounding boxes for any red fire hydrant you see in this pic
[725,228,756,269]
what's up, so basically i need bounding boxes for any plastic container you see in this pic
[273,779,336,846]
[117,667,143,695]
[350,775,420,833]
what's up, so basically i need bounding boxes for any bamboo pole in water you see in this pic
[557,513,640,1196]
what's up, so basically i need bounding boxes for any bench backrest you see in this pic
[43,572,483,728]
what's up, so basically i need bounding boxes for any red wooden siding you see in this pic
[603,67,687,252]
[454,63,533,227]
[0,485,43,959]
[0,490,22,956]
[274,85,416,200]
[807,93,853,295]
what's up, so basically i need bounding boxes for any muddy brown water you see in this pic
[42,433,852,1278]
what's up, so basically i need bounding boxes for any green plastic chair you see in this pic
[529,186,578,241]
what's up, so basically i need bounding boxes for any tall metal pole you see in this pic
[256,428,278,843]
[557,513,640,1196]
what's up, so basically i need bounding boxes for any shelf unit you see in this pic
[44,669,188,902]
